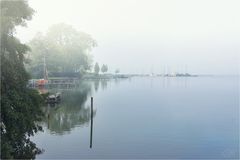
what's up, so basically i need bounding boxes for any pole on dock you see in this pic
[90,97,93,148]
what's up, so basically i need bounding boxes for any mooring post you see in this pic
[91,97,93,118]
[90,97,93,148]
[47,113,50,129]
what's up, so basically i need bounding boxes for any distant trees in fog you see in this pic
[94,62,100,74]
[26,23,97,78]
[101,64,108,73]
[115,69,120,74]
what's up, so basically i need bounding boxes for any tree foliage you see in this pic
[101,64,108,73]
[1,0,44,159]
[26,23,97,78]
[115,69,120,74]
[94,62,100,74]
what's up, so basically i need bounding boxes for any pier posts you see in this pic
[90,97,93,148]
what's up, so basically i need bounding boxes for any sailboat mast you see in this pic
[43,53,48,80]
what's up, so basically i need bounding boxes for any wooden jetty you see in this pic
[47,78,78,85]
[28,77,79,88]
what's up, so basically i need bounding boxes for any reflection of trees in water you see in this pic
[100,80,108,90]
[93,79,109,92]
[43,82,96,135]
[92,78,130,92]
[93,80,100,92]
[42,78,128,134]
[114,78,121,85]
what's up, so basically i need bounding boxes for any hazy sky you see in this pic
[16,0,240,75]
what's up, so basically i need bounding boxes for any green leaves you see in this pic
[1,0,34,35]
[1,0,43,159]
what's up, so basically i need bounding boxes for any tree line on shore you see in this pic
[94,63,120,75]
[26,23,119,78]
[26,23,96,78]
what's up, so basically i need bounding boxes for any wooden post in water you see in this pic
[47,113,50,129]
[90,97,93,148]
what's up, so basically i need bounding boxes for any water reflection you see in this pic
[41,79,115,135]
[42,81,96,135]
[90,97,93,148]
[39,77,205,137]
[34,77,239,159]
[93,80,100,92]
[41,79,125,135]
[39,77,190,136]
[91,78,131,93]
[100,80,108,90]
[93,79,110,92]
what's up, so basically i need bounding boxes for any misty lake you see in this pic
[33,76,239,159]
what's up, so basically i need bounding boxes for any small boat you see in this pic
[46,92,61,104]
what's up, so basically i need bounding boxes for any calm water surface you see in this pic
[33,76,239,159]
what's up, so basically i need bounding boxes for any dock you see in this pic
[28,77,79,88]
